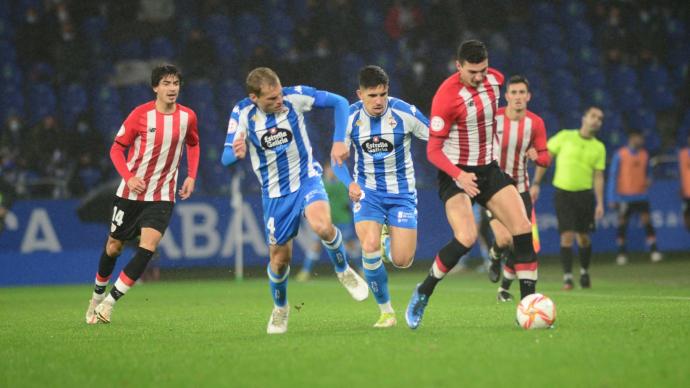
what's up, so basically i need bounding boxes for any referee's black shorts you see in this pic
[554,188,595,233]
[438,161,515,208]
[109,196,174,242]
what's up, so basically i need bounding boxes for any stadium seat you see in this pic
[561,1,587,22]
[203,14,231,41]
[648,85,675,112]
[615,86,643,112]
[0,60,22,88]
[643,129,662,154]
[551,88,581,115]
[539,110,560,134]
[510,46,540,74]
[639,63,669,91]
[116,39,145,60]
[27,82,57,125]
[534,23,563,51]
[609,64,639,90]
[590,88,613,111]
[235,12,263,37]
[530,2,557,23]
[580,65,606,91]
[94,107,123,138]
[149,36,175,60]
[565,21,593,49]
[627,108,656,132]
[120,84,151,109]
[185,79,215,107]
[80,16,107,42]
[0,85,24,123]
[0,40,16,63]
[215,79,245,111]
[60,83,88,129]
[267,10,293,34]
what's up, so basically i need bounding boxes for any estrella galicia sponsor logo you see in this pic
[261,127,293,151]
[362,136,393,159]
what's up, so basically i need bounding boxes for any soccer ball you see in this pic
[516,293,556,329]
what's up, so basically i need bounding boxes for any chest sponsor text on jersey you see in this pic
[261,127,293,151]
[362,136,393,159]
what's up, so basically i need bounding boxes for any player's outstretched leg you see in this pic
[513,233,538,300]
[267,265,290,334]
[406,238,470,329]
[86,249,119,324]
[362,251,395,328]
[95,247,154,323]
[323,227,368,301]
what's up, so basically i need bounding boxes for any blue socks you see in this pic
[267,265,289,307]
[322,227,348,273]
[362,250,390,305]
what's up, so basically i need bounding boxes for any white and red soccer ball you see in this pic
[516,293,556,330]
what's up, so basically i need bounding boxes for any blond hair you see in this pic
[246,67,280,96]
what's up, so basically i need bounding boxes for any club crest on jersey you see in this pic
[148,127,156,133]
[362,136,393,159]
[388,116,397,127]
[261,127,293,152]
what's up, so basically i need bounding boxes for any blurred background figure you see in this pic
[607,130,662,265]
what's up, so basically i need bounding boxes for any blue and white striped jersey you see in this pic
[225,85,322,198]
[346,97,429,194]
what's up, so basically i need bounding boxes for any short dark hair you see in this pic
[246,67,280,96]
[358,65,389,89]
[457,40,488,64]
[584,106,603,115]
[507,75,530,91]
[151,64,182,87]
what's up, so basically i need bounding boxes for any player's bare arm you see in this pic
[331,141,350,166]
[233,131,247,159]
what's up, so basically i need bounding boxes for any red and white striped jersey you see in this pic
[494,108,548,192]
[428,68,504,167]
[113,101,199,202]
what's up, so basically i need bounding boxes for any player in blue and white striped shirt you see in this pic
[221,67,369,334]
[332,65,429,328]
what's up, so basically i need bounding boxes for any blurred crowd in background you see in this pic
[1,0,689,199]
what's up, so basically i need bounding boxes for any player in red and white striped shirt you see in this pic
[85,64,200,324]
[406,41,540,329]
[488,75,550,302]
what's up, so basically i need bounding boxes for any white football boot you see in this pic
[267,305,289,334]
[95,302,113,324]
[337,266,369,301]
[85,294,105,324]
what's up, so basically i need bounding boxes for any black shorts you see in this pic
[554,189,595,233]
[109,196,174,242]
[438,161,515,207]
[616,201,650,218]
[485,191,532,221]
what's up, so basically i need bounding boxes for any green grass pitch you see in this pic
[2,254,689,387]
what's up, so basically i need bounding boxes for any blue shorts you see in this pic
[353,188,418,229]
[262,176,329,245]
